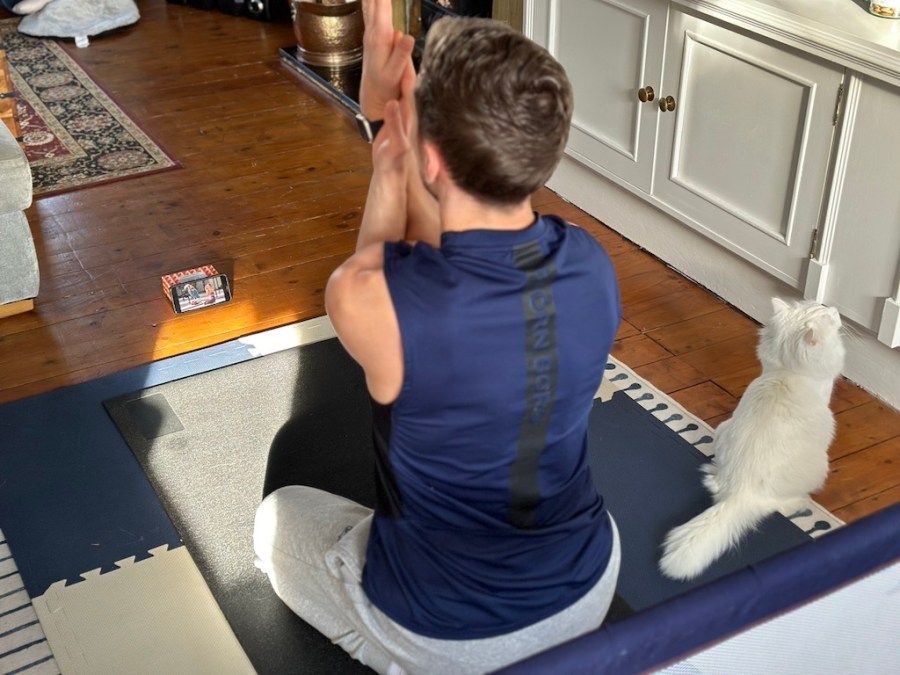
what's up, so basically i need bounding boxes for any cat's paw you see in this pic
[700,463,720,495]
[779,496,809,516]
[700,462,718,476]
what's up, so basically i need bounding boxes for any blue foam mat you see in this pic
[588,386,811,610]
[0,339,257,597]
[0,331,858,674]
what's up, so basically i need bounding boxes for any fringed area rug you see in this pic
[0,18,176,196]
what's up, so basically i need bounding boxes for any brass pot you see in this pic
[291,0,364,67]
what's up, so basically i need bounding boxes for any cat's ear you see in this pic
[771,297,790,315]
[803,326,819,347]
[803,314,831,347]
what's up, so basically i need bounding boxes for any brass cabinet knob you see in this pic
[638,85,655,102]
[659,95,676,112]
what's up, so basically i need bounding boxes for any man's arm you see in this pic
[355,88,411,249]
[395,64,441,247]
[327,90,410,402]
[325,243,403,404]
[360,0,440,245]
[326,0,441,402]
[327,97,407,404]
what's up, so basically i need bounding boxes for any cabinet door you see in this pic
[820,75,900,342]
[653,11,844,287]
[527,0,667,192]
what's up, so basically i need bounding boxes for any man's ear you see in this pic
[420,140,443,186]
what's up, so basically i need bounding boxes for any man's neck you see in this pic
[439,185,535,234]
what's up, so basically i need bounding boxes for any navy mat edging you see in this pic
[496,503,900,675]
[0,337,259,598]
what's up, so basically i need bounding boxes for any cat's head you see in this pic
[757,298,845,377]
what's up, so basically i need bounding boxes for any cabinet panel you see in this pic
[672,39,807,239]
[823,75,900,335]
[654,12,844,286]
[530,0,667,192]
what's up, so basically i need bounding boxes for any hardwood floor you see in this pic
[1,1,897,524]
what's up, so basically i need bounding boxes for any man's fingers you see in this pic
[360,1,413,122]
[383,32,415,80]
[387,99,410,150]
[373,99,409,162]
[399,60,416,134]
[400,59,416,99]
[362,0,393,60]
[384,100,401,137]
[363,0,393,36]
[393,29,416,54]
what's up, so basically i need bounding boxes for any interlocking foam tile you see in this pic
[32,544,254,675]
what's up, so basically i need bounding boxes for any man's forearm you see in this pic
[356,167,408,251]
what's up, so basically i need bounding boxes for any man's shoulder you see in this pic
[541,214,613,260]
[383,239,459,288]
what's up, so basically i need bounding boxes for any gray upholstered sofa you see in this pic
[0,118,39,318]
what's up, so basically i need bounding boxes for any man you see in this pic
[254,1,622,672]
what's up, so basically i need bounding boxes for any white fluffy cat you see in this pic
[659,297,846,581]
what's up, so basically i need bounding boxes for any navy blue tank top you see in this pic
[362,214,621,639]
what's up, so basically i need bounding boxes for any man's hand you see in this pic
[371,100,408,176]
[355,88,412,252]
[360,0,416,120]
[370,62,414,177]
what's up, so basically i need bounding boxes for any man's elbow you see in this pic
[324,264,350,323]
[325,246,384,328]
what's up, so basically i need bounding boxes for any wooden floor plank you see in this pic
[610,334,673,368]
[667,381,739,423]
[833,484,900,523]
[646,307,760,356]
[634,356,710,395]
[627,286,728,332]
[831,401,900,460]
[819,436,900,512]
[676,334,761,383]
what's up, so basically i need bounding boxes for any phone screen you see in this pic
[170,273,232,313]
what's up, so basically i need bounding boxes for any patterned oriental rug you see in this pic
[0,19,176,196]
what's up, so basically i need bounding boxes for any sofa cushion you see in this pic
[0,210,40,305]
[18,0,140,46]
[0,118,31,212]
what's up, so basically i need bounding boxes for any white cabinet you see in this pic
[654,12,844,286]
[810,74,900,347]
[529,1,845,287]
[530,0,668,192]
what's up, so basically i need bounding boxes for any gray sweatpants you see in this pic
[253,485,621,675]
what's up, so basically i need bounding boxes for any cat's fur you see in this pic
[659,298,845,581]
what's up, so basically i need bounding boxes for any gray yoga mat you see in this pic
[105,338,375,675]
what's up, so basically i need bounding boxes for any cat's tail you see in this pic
[659,495,772,581]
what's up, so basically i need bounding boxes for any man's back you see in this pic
[363,215,621,639]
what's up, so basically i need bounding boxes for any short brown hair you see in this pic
[415,17,573,206]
